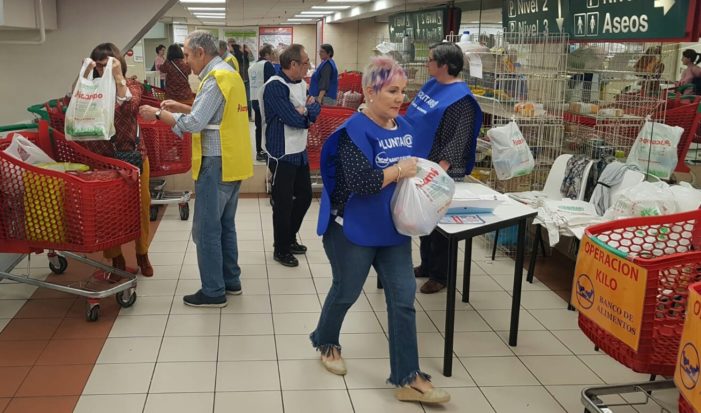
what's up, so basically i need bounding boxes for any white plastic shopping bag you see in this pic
[391,158,456,236]
[603,181,677,220]
[64,57,116,141]
[626,120,683,179]
[3,134,55,165]
[488,121,535,180]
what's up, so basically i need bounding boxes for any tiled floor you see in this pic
[0,197,682,412]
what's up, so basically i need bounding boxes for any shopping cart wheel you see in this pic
[116,288,137,308]
[179,203,189,221]
[150,205,159,221]
[48,255,68,275]
[86,303,100,322]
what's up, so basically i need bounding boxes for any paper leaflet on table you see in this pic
[439,214,485,225]
[447,188,507,214]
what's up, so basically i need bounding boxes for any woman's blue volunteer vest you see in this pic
[404,78,483,174]
[317,113,413,247]
[309,59,339,100]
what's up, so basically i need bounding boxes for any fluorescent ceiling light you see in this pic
[181,0,225,3]
[288,18,313,21]
[194,13,225,16]
[196,15,225,18]
[301,11,334,14]
[327,0,371,2]
[187,7,225,11]
[312,5,351,9]
[295,14,324,17]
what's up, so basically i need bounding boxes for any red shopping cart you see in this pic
[0,121,140,320]
[575,210,701,377]
[138,117,192,221]
[307,106,356,173]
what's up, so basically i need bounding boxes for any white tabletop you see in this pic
[437,183,538,236]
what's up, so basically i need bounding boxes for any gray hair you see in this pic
[185,30,219,57]
[218,40,228,53]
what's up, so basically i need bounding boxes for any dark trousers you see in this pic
[419,229,449,284]
[269,160,312,255]
[252,100,263,154]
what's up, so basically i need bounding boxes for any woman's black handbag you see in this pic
[114,136,143,172]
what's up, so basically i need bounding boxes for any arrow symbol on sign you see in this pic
[556,0,564,32]
[654,0,676,15]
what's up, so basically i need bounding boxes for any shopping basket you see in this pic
[307,106,356,172]
[0,121,140,320]
[27,97,70,132]
[138,117,192,221]
[661,95,701,173]
[573,210,701,377]
[675,281,701,413]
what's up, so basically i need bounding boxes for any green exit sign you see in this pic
[569,0,694,41]
[502,0,698,41]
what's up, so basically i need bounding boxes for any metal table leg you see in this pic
[509,219,527,346]
[442,236,459,377]
[462,238,472,303]
[527,225,541,284]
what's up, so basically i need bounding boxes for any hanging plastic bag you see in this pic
[488,121,535,180]
[3,134,55,165]
[64,57,116,141]
[626,120,683,179]
[391,158,455,236]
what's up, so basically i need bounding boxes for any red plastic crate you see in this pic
[138,118,191,177]
[307,107,355,172]
[578,210,701,376]
[0,121,141,254]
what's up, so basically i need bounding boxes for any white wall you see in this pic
[324,18,389,72]
[0,0,171,124]
[293,24,317,59]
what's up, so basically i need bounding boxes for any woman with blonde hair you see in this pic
[310,56,450,405]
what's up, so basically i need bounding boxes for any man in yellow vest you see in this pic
[219,39,240,72]
[139,30,253,307]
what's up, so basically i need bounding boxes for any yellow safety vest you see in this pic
[191,69,253,182]
[224,55,240,72]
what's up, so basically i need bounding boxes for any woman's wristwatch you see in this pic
[155,110,162,120]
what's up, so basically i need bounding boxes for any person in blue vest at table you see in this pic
[310,56,450,405]
[404,42,482,294]
[309,43,339,106]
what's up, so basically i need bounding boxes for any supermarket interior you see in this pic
[1,0,701,412]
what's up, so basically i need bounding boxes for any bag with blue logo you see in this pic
[391,158,455,236]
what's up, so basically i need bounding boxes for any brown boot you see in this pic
[136,254,154,277]
[111,255,138,275]
[420,279,446,294]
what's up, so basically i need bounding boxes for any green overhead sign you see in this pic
[503,0,696,41]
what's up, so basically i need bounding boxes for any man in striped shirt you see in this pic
[261,44,320,267]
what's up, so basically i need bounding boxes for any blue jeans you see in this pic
[310,221,428,386]
[192,156,242,297]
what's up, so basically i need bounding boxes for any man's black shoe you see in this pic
[183,290,227,307]
[256,152,267,162]
[290,241,308,255]
[274,252,299,267]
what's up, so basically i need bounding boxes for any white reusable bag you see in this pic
[3,134,55,165]
[391,158,456,236]
[488,121,535,180]
[64,57,116,141]
[626,120,683,180]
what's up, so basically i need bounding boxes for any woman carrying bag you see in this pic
[73,43,154,278]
